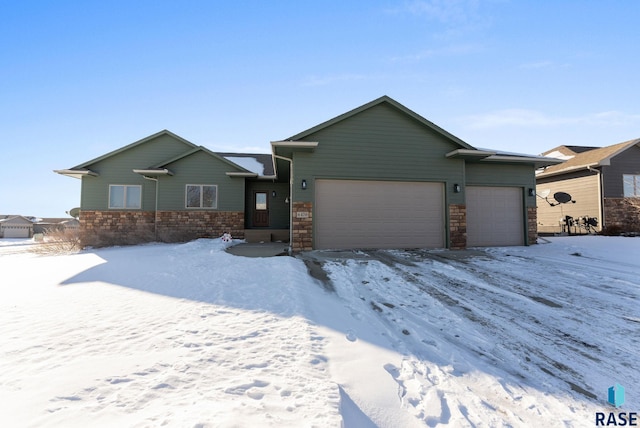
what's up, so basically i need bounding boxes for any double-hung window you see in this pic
[623,174,640,197]
[186,184,217,208]
[109,185,142,209]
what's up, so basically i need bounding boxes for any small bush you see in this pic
[31,228,82,255]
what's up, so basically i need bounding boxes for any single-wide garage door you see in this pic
[466,186,524,247]
[315,179,444,249]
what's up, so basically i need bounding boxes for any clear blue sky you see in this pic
[2,1,639,217]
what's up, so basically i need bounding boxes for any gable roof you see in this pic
[0,215,34,225]
[76,130,198,169]
[152,146,254,173]
[55,130,198,179]
[538,138,640,178]
[286,95,475,150]
[217,152,275,176]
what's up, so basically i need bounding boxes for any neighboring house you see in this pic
[0,215,34,238]
[33,218,80,234]
[56,96,560,250]
[536,139,640,234]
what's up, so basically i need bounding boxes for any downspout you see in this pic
[141,175,159,241]
[587,166,603,230]
[273,153,293,255]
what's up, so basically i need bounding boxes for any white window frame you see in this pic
[623,174,640,197]
[185,184,218,209]
[108,185,142,209]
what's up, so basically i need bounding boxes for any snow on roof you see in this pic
[223,156,265,175]
[544,150,575,160]
[218,153,275,176]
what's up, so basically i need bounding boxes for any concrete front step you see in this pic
[243,229,289,243]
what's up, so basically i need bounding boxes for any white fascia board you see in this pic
[54,169,99,179]
[225,172,259,178]
[132,168,174,176]
[271,141,319,150]
[445,149,496,159]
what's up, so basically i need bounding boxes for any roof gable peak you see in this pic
[74,130,198,169]
[286,96,474,150]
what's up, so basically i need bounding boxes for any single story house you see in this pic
[536,139,640,234]
[56,96,561,250]
[0,215,34,238]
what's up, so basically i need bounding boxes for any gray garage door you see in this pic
[315,179,444,250]
[466,186,524,247]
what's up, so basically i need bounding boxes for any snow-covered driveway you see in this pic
[0,236,638,427]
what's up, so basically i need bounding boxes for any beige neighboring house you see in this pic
[536,139,640,234]
[0,215,34,238]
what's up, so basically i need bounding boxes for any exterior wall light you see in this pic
[528,188,536,197]
[301,179,307,190]
[453,183,461,193]
[272,190,277,198]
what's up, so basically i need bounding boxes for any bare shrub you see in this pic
[31,228,82,255]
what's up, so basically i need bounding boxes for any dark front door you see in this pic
[253,191,269,227]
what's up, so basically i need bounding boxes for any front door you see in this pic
[253,191,269,227]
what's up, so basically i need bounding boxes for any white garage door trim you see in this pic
[315,179,444,250]
[466,186,524,247]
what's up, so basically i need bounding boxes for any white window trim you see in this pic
[185,184,218,209]
[623,174,640,198]
[108,184,142,209]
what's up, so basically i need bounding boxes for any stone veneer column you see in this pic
[603,198,640,233]
[292,201,313,252]
[449,204,467,250]
[527,206,538,245]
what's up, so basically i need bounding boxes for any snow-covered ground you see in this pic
[0,236,637,427]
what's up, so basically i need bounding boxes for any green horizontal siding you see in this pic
[465,162,536,207]
[292,103,465,204]
[157,151,244,211]
[80,134,244,211]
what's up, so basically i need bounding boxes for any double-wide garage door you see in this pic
[2,226,31,238]
[466,186,524,247]
[315,180,444,250]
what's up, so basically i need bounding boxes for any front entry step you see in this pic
[244,229,290,243]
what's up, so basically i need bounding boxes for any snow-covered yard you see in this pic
[0,236,638,427]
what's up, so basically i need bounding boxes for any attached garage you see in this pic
[466,186,524,247]
[2,226,30,238]
[0,216,34,239]
[315,179,445,250]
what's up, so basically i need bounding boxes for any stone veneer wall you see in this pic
[292,201,313,252]
[156,211,244,243]
[527,206,538,245]
[448,204,467,250]
[603,198,640,233]
[79,210,244,247]
[80,210,155,247]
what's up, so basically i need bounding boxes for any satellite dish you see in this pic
[538,189,551,198]
[69,207,80,218]
[553,192,573,204]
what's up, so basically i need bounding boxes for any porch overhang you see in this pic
[445,149,495,160]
